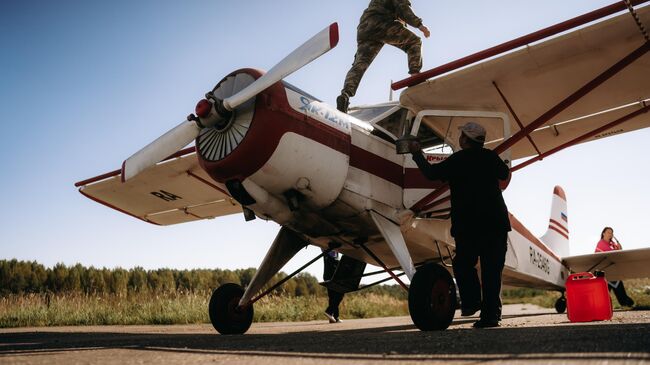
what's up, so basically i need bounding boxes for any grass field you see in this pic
[1,279,648,328]
[0,291,408,328]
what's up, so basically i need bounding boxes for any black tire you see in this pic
[208,283,253,335]
[408,263,457,331]
[555,296,567,314]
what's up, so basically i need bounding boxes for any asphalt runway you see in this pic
[1,304,649,364]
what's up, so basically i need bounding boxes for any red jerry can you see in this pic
[565,272,612,322]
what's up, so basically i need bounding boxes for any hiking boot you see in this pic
[336,93,349,113]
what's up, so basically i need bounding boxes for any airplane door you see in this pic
[402,109,512,214]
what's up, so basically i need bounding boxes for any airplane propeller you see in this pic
[121,23,339,182]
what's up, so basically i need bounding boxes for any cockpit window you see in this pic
[349,104,409,144]
[348,105,395,122]
[417,120,454,153]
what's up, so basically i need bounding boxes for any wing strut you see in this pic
[492,81,542,156]
[512,103,650,172]
[623,0,650,41]
[411,42,650,214]
[392,0,650,90]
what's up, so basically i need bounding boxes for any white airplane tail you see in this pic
[540,186,570,258]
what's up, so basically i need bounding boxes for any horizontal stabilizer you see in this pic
[562,247,650,281]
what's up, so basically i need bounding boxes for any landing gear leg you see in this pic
[209,227,330,335]
[555,291,567,313]
[408,263,457,331]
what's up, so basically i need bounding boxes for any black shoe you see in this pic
[461,304,481,317]
[472,319,500,328]
[336,94,349,113]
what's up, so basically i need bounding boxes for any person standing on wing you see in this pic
[337,0,430,113]
[408,122,511,328]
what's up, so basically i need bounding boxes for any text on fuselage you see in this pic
[529,246,550,275]
[299,96,350,131]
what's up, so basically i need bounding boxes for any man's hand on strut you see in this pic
[419,25,430,38]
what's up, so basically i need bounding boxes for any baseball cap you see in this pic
[458,122,486,143]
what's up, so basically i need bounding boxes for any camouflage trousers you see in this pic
[342,21,422,97]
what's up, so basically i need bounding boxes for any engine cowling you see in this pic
[196,69,351,216]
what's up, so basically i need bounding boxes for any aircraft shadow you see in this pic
[1,316,649,362]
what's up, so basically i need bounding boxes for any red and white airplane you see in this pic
[76,1,650,334]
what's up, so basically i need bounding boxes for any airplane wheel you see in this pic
[408,263,457,331]
[555,296,567,314]
[209,283,253,335]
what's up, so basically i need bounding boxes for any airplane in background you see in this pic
[75,1,650,334]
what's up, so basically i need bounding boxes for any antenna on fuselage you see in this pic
[389,80,393,101]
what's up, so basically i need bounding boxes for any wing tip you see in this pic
[120,160,126,183]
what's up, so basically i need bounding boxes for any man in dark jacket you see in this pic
[408,122,511,328]
[337,0,430,113]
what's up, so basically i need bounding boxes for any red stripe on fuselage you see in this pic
[350,145,403,186]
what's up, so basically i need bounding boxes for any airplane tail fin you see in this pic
[540,186,570,258]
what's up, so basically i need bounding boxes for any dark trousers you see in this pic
[326,290,344,318]
[608,280,634,306]
[323,253,344,318]
[452,233,508,321]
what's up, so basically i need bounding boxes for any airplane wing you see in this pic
[75,148,241,225]
[399,5,650,162]
[562,247,650,281]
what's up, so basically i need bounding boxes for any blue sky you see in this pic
[1,0,648,279]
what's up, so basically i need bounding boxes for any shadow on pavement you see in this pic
[1,318,649,362]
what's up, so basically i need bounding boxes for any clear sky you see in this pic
[1,0,648,281]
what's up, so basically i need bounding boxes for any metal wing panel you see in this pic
[78,152,241,225]
[400,6,650,161]
[562,247,650,281]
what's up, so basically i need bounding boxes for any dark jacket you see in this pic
[412,148,511,238]
[358,0,423,38]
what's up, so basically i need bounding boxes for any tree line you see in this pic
[0,259,404,298]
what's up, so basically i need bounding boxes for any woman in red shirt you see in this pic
[595,227,635,307]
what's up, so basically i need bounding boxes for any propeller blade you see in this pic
[223,22,339,110]
[121,119,201,181]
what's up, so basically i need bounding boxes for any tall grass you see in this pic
[0,292,408,328]
[2,279,648,328]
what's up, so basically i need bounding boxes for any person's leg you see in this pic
[380,22,423,74]
[610,281,635,307]
[452,237,481,314]
[332,292,344,319]
[478,233,508,322]
[341,40,383,99]
[325,289,339,322]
